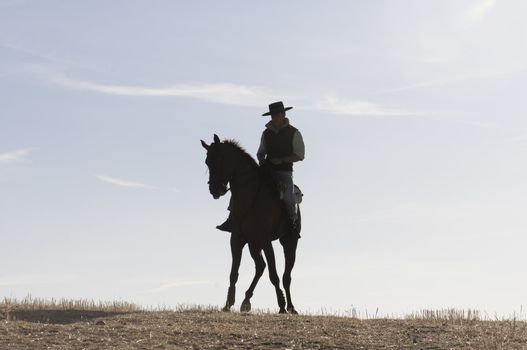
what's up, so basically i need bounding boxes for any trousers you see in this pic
[270,170,294,220]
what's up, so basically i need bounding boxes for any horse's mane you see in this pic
[223,139,259,169]
[223,139,279,195]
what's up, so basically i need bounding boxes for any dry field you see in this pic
[1,298,526,349]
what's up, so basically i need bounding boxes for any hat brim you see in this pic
[262,106,293,116]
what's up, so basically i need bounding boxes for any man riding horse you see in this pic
[216,101,305,236]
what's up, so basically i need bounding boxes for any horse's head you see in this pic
[201,134,230,199]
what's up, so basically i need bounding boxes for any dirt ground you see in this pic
[1,308,526,349]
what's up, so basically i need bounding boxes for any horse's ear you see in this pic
[213,134,220,144]
[200,140,210,150]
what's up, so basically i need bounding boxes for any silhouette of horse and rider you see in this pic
[201,101,305,314]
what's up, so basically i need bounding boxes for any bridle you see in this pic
[207,145,256,197]
[206,147,230,197]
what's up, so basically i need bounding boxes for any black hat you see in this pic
[262,101,293,116]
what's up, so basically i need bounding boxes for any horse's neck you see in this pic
[229,155,259,195]
[229,167,259,218]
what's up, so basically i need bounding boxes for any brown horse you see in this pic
[201,134,300,314]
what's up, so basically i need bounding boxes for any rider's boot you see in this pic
[216,217,232,232]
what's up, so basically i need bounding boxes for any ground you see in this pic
[1,303,526,349]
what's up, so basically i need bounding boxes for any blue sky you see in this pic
[1,0,527,316]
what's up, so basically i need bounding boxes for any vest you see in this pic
[263,125,298,171]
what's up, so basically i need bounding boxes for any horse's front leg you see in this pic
[263,242,286,313]
[223,233,244,312]
[281,235,299,314]
[240,243,266,312]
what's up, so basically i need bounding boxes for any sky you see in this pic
[1,0,527,317]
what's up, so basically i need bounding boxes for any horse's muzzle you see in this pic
[209,182,228,199]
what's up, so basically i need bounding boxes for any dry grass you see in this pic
[1,298,527,349]
[2,296,142,313]
[407,309,482,322]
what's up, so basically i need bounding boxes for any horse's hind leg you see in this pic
[281,236,299,314]
[223,234,244,312]
[263,242,287,313]
[240,244,266,312]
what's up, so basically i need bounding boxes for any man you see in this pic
[217,101,305,234]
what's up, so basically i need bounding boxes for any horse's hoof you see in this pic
[287,307,298,315]
[240,300,251,312]
[222,306,231,312]
[279,308,287,314]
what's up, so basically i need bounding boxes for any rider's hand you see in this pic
[269,158,282,165]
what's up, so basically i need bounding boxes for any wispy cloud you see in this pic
[143,280,213,293]
[468,0,496,22]
[51,74,279,107]
[0,147,35,164]
[49,73,424,117]
[95,174,178,192]
[306,95,418,117]
[42,71,494,127]
[304,95,495,128]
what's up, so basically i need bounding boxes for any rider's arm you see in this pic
[257,132,266,164]
[277,153,302,164]
[292,131,305,161]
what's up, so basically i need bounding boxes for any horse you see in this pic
[201,134,300,314]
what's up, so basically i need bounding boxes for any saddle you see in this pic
[293,184,303,219]
[277,183,304,222]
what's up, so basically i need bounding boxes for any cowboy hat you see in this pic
[262,101,293,116]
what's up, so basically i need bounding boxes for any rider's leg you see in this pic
[216,196,233,232]
[271,171,297,236]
